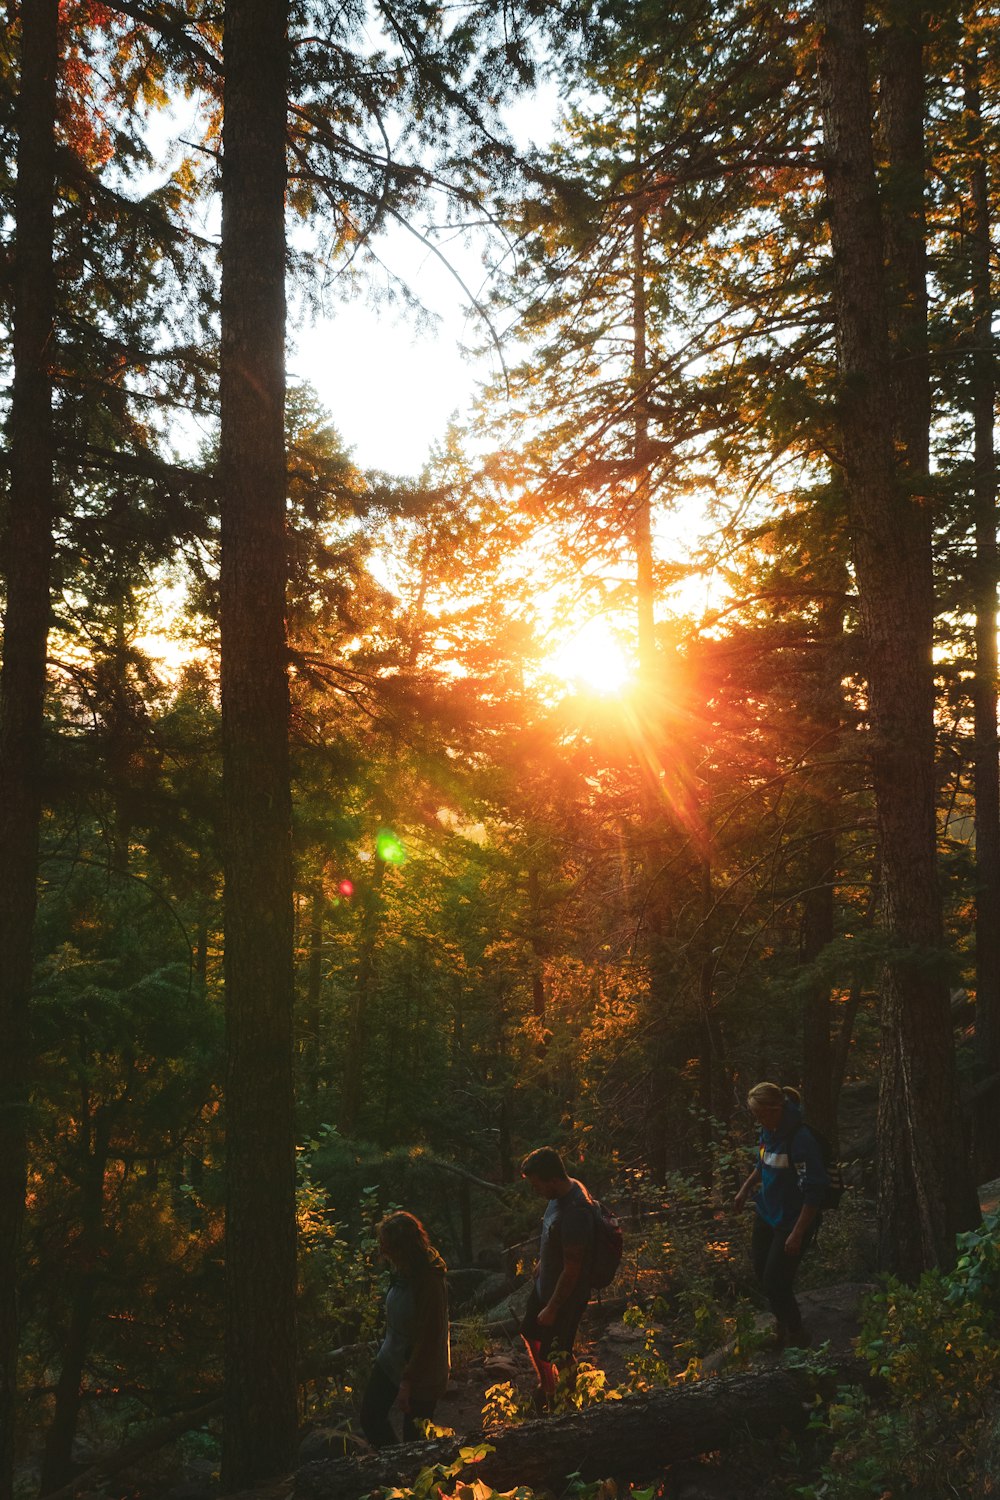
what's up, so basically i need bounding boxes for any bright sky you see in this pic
[139,72,554,479]
[136,73,723,679]
[290,227,490,476]
[289,86,560,476]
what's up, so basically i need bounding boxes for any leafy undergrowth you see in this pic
[380,1442,656,1500]
[788,1208,1000,1498]
[381,1204,1000,1500]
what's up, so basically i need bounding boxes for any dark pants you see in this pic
[751,1215,816,1332]
[520,1282,590,1403]
[521,1283,589,1361]
[360,1363,436,1449]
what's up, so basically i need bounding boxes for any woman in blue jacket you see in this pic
[734,1082,829,1348]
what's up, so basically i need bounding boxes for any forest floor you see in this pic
[280,1280,876,1500]
[211,1181,1000,1500]
[285,1196,886,1500]
[435,1279,874,1442]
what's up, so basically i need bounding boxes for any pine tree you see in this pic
[0,6,60,1494]
[962,9,1000,1172]
[218,0,298,1485]
[815,0,979,1274]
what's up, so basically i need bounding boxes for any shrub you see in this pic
[794,1209,1000,1498]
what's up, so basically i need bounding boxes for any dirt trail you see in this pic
[433,1280,874,1441]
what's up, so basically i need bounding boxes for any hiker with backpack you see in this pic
[519,1146,599,1410]
[734,1082,830,1350]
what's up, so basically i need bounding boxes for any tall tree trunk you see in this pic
[459,1181,474,1264]
[0,6,60,1496]
[697,854,720,1185]
[302,879,326,1115]
[337,854,385,1138]
[497,1089,513,1186]
[964,22,1000,1176]
[108,588,133,875]
[39,1109,111,1496]
[527,866,547,1023]
[800,592,849,1146]
[800,823,837,1139]
[815,0,978,1277]
[632,188,655,683]
[873,0,940,1281]
[879,2,932,465]
[632,133,686,1168]
[218,0,297,1486]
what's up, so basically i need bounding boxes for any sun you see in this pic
[545,616,634,695]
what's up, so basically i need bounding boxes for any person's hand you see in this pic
[536,1304,557,1328]
[784,1233,803,1257]
[734,1187,748,1211]
[396,1378,412,1413]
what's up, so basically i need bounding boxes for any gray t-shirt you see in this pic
[535,1179,595,1304]
[376,1276,416,1384]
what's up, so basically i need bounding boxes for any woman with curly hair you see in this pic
[360,1211,450,1448]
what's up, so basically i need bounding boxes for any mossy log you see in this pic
[295,1356,873,1499]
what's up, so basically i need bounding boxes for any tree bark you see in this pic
[39,1109,111,1496]
[800,823,837,1141]
[800,593,849,1146]
[337,853,384,1138]
[632,178,655,683]
[963,21,1000,1176]
[814,0,978,1277]
[698,854,718,1185]
[527,866,547,1023]
[219,0,297,1487]
[302,879,326,1114]
[295,1357,873,1500]
[0,4,60,1496]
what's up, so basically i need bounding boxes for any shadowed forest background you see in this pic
[3,0,1000,1496]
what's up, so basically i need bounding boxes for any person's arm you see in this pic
[734,1167,761,1209]
[784,1202,819,1255]
[784,1128,828,1254]
[536,1244,585,1326]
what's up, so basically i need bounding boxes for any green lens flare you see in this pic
[376,829,406,865]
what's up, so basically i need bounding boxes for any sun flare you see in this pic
[546,617,634,696]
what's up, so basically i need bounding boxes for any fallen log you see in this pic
[296,1355,874,1499]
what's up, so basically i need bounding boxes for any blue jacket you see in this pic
[753,1100,829,1228]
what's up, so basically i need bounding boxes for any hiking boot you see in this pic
[764,1321,789,1350]
[530,1385,549,1416]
